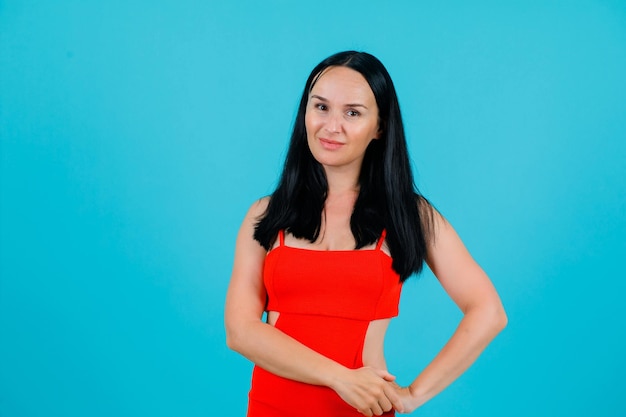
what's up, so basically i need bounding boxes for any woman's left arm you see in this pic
[395,212,508,413]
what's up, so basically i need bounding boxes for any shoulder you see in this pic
[235,197,270,255]
[415,194,443,242]
[245,196,270,221]
[241,196,272,244]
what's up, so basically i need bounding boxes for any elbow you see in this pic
[225,322,245,353]
[498,310,508,332]
[225,318,261,356]
[468,300,507,337]
[492,303,508,334]
[225,330,237,352]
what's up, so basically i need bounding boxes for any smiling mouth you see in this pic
[319,138,344,150]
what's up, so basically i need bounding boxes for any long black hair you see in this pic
[254,51,433,281]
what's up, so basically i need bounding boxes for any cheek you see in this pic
[305,110,316,124]
[357,125,378,142]
[304,113,319,137]
[366,122,381,141]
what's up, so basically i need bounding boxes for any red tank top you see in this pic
[248,230,402,416]
[264,229,402,321]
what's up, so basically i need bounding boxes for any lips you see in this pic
[319,138,345,150]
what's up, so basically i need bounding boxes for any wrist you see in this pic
[326,363,350,390]
[408,383,429,408]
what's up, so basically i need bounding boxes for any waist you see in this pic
[274,312,378,368]
[249,367,395,417]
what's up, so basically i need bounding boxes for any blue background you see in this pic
[1,1,625,416]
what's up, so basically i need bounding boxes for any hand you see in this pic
[331,367,405,416]
[388,382,421,414]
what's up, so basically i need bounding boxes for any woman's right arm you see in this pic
[224,199,404,416]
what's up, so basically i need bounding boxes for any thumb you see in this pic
[374,369,396,381]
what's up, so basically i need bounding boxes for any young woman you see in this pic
[225,51,507,416]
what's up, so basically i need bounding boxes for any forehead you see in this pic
[309,66,375,103]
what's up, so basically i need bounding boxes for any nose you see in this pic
[324,111,342,134]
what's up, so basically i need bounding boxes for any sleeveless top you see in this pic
[248,229,402,416]
[264,229,402,321]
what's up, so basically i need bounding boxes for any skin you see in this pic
[225,66,507,415]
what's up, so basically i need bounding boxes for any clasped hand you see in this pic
[332,367,416,416]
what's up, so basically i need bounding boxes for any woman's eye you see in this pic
[347,110,360,117]
[315,103,327,111]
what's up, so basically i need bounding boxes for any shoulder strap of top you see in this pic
[278,229,285,246]
[376,229,387,251]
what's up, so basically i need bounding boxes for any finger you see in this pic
[374,368,396,381]
[378,395,393,413]
[384,383,405,413]
[371,402,384,416]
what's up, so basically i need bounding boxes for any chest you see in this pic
[263,246,402,321]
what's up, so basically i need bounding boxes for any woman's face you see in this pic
[305,66,380,174]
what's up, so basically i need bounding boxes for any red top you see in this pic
[263,229,403,320]
[248,229,402,416]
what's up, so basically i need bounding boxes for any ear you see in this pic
[373,122,383,140]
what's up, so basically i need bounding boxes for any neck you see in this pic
[324,165,361,197]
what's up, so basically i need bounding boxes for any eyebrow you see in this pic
[310,95,369,109]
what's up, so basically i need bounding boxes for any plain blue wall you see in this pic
[1,1,625,416]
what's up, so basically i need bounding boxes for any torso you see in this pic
[248,194,402,416]
[267,231,394,370]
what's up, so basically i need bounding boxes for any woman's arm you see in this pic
[225,199,404,416]
[394,212,508,413]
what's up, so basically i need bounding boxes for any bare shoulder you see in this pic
[422,202,457,249]
[239,197,270,229]
[235,197,268,245]
[416,195,443,244]
[230,197,270,282]
[245,196,269,216]
[415,195,467,258]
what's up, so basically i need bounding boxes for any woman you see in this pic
[225,51,507,416]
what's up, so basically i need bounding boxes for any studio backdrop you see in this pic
[1,1,625,416]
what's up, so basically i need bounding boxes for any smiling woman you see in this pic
[224,51,507,417]
[305,66,382,172]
